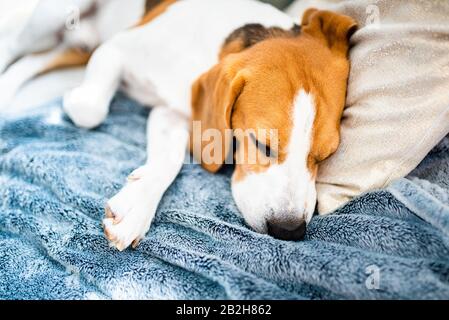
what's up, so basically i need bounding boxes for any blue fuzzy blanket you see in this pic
[1,94,448,300]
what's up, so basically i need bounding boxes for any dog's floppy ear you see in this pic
[190,60,245,173]
[301,8,357,56]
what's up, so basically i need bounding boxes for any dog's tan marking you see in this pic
[191,9,357,180]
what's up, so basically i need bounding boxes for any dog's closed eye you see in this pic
[249,132,276,158]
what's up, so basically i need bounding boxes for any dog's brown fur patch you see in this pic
[191,9,357,179]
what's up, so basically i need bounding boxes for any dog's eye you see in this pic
[250,133,275,158]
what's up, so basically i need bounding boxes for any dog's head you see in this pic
[190,9,357,240]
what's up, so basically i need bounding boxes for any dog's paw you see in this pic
[103,178,157,251]
[63,86,109,129]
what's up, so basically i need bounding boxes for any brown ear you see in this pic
[190,60,245,173]
[301,8,357,56]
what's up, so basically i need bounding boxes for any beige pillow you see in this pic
[289,0,449,214]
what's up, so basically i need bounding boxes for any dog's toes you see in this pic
[131,237,143,249]
[127,165,150,182]
[115,241,127,252]
[102,178,157,252]
[103,219,129,250]
[103,218,117,242]
[104,204,123,225]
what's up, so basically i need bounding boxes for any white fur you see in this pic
[232,90,317,233]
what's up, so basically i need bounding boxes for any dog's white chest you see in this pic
[113,0,295,114]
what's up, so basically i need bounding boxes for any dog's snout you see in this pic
[266,218,307,241]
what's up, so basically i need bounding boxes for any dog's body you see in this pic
[2,0,356,250]
[65,0,296,127]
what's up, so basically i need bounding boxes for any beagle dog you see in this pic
[0,0,146,109]
[25,0,356,250]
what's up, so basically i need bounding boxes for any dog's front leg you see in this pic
[63,43,122,128]
[103,107,189,251]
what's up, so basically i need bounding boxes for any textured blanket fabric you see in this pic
[1,94,448,300]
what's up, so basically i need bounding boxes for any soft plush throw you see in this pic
[0,94,448,299]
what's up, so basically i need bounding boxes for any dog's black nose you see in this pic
[267,218,307,241]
